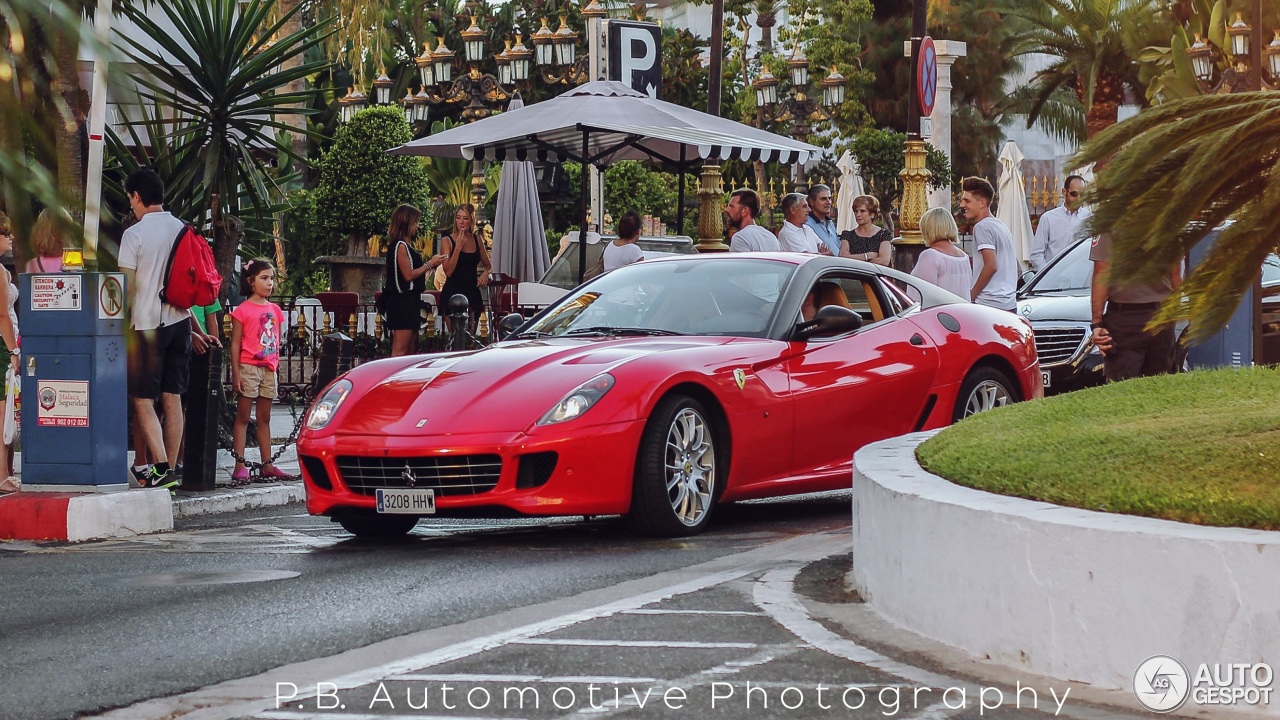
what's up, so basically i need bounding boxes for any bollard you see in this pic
[448,294,470,352]
[182,344,223,492]
[313,332,354,394]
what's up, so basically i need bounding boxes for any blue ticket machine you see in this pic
[20,273,129,490]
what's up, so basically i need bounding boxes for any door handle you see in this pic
[909,333,925,346]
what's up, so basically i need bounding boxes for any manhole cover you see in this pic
[121,570,300,587]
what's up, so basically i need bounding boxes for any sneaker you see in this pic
[130,465,154,487]
[138,466,178,492]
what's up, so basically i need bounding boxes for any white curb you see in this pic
[852,431,1280,714]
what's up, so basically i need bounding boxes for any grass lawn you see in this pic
[916,367,1280,530]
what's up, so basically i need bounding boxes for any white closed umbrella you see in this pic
[996,141,1035,271]
[491,95,549,282]
[835,151,864,233]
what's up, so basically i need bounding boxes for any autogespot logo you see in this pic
[1133,655,1190,713]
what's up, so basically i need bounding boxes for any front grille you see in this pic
[1032,325,1089,367]
[335,455,502,497]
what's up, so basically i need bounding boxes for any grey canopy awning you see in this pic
[391,80,820,169]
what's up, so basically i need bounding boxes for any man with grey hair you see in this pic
[777,193,824,253]
[805,184,839,255]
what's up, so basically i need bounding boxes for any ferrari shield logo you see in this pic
[733,368,747,390]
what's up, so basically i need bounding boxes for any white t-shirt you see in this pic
[911,246,973,300]
[118,210,191,330]
[777,221,822,253]
[602,240,644,271]
[729,224,781,253]
[970,216,1018,311]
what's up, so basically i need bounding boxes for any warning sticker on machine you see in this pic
[37,380,89,427]
[31,275,82,311]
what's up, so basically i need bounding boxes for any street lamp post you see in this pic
[752,46,847,191]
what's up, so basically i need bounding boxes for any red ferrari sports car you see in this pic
[298,254,1040,538]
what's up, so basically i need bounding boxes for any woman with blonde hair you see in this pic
[911,206,973,299]
[438,203,491,330]
[839,195,893,266]
[24,208,67,273]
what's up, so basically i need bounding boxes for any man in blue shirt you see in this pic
[804,184,839,255]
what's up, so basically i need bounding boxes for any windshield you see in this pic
[517,258,796,338]
[1024,238,1092,294]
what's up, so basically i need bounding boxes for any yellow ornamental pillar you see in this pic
[696,164,729,253]
[892,139,932,274]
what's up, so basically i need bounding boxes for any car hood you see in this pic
[338,336,740,435]
[1016,292,1090,322]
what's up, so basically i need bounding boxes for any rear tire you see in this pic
[628,394,720,537]
[953,366,1017,422]
[335,511,418,538]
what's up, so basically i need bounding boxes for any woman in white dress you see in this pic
[911,207,973,300]
[0,215,20,493]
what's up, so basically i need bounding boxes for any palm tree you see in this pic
[116,0,334,294]
[0,0,103,258]
[1007,0,1158,138]
[1071,92,1280,340]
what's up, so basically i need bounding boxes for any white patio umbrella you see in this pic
[835,151,865,233]
[490,95,549,283]
[393,81,821,281]
[996,141,1035,271]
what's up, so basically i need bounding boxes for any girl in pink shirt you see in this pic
[230,259,290,484]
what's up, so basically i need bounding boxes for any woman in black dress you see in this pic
[840,194,894,266]
[438,203,492,331]
[384,204,446,356]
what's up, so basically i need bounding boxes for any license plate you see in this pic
[1041,370,1052,388]
[375,488,436,514]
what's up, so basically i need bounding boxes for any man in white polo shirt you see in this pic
[777,193,826,253]
[960,176,1018,312]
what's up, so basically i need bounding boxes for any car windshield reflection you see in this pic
[1022,239,1093,295]
[515,259,796,339]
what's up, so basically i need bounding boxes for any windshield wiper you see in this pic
[565,326,683,337]
[509,329,555,339]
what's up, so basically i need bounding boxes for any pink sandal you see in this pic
[258,465,296,480]
[230,467,251,486]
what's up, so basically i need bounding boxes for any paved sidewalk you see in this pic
[14,404,310,519]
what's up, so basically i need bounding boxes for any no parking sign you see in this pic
[917,36,937,117]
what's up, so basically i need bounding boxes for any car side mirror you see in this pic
[1018,270,1036,290]
[794,305,864,341]
[497,312,526,340]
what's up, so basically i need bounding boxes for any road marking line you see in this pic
[260,713,513,720]
[620,608,767,616]
[392,674,658,684]
[509,638,757,649]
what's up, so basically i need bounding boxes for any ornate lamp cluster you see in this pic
[752,46,847,137]
[1186,12,1280,92]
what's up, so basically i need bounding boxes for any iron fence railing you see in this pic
[219,297,495,401]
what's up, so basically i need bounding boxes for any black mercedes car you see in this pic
[1015,238,1104,394]
[1018,236,1279,395]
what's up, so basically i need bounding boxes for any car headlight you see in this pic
[538,374,615,425]
[306,379,353,430]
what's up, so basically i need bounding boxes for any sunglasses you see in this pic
[1066,190,1081,198]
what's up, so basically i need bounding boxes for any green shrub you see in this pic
[312,106,430,244]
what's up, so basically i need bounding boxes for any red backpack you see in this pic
[160,224,222,309]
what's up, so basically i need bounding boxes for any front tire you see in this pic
[335,511,418,538]
[629,395,720,537]
[953,366,1016,422]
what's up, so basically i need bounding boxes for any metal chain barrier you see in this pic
[216,392,308,485]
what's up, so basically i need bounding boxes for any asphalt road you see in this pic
[0,493,855,720]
